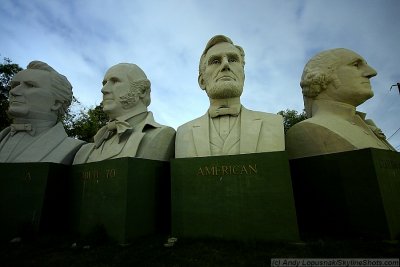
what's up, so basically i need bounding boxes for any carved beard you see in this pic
[119,90,140,109]
[206,81,243,99]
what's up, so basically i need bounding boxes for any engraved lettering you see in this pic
[240,165,248,175]
[81,169,100,180]
[106,168,116,178]
[204,166,212,176]
[197,167,204,176]
[233,165,240,175]
[196,163,258,176]
[248,164,257,174]
[215,165,221,176]
[222,165,229,175]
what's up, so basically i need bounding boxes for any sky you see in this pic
[1,0,399,150]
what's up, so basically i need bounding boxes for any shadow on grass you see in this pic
[0,234,399,267]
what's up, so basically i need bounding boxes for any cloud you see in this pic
[1,0,399,148]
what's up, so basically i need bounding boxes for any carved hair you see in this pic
[198,35,245,82]
[27,61,72,117]
[300,48,346,117]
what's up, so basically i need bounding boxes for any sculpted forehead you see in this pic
[105,64,147,81]
[206,42,241,59]
[311,48,364,67]
[13,69,51,83]
[332,48,364,64]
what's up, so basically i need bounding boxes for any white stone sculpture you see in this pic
[175,35,284,158]
[0,61,85,164]
[73,63,175,164]
[286,48,396,159]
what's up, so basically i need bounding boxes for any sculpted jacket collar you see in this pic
[192,106,263,156]
[0,122,82,163]
[75,111,163,163]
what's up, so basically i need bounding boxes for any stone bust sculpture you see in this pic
[0,61,85,164]
[286,48,396,159]
[73,63,175,164]
[175,35,284,158]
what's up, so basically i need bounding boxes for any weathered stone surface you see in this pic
[290,148,400,240]
[70,157,170,244]
[171,152,299,241]
[0,163,69,240]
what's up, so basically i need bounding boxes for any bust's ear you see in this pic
[198,74,206,91]
[51,101,63,112]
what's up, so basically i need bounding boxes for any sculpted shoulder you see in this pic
[286,120,354,159]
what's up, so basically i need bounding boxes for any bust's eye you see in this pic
[352,60,362,68]
[211,59,220,65]
[25,82,36,88]
[110,77,119,83]
[228,56,238,63]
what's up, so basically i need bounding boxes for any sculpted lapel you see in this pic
[240,108,262,154]
[118,131,146,158]
[0,127,11,144]
[192,114,211,157]
[13,123,68,162]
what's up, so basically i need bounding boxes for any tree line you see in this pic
[0,57,306,141]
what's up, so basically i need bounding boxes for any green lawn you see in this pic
[1,234,399,267]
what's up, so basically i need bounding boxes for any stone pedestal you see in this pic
[171,152,299,241]
[0,163,69,241]
[70,158,170,244]
[290,148,400,240]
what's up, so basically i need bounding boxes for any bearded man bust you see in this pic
[175,35,284,158]
[73,63,175,164]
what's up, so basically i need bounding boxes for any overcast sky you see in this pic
[1,0,399,149]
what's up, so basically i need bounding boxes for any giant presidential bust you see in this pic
[0,61,85,164]
[73,63,175,164]
[286,48,396,159]
[175,35,284,158]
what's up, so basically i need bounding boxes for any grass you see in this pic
[1,233,399,267]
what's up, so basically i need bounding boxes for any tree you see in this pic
[277,109,307,133]
[63,103,108,142]
[0,57,23,130]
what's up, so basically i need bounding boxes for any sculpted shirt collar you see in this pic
[208,97,242,118]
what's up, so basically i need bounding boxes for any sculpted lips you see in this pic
[9,98,25,104]
[217,75,236,81]
[102,94,114,101]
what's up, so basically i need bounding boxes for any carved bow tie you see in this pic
[10,123,35,136]
[94,120,133,148]
[209,105,241,118]
[106,120,133,135]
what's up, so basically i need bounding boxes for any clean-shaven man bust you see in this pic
[175,35,284,158]
[73,63,175,164]
[286,48,395,159]
[0,61,85,164]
